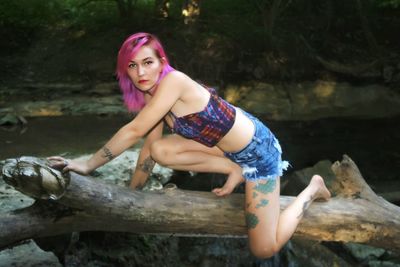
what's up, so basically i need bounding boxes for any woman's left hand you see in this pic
[47,156,91,175]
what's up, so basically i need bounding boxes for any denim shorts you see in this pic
[224,110,289,182]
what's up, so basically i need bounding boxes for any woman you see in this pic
[49,32,330,258]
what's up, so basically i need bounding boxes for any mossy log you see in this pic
[0,155,399,254]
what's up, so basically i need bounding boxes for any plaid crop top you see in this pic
[169,87,236,147]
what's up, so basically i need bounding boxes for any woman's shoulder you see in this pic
[160,70,194,88]
[161,70,191,82]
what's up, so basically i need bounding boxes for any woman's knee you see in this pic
[250,243,279,259]
[150,139,176,165]
[248,236,280,259]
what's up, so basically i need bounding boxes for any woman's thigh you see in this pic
[151,134,224,157]
[245,177,281,251]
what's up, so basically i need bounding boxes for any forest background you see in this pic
[0,0,399,89]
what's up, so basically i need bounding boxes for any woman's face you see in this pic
[127,45,164,92]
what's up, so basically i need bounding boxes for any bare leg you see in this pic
[150,135,244,196]
[167,152,245,197]
[246,175,330,258]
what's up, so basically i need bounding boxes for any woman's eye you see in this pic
[128,63,137,68]
[144,61,153,65]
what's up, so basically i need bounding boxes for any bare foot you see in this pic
[212,168,245,197]
[310,174,331,201]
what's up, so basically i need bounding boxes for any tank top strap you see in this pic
[168,111,178,118]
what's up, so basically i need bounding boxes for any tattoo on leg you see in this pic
[245,212,259,229]
[102,147,114,161]
[253,179,276,194]
[252,192,258,199]
[297,194,315,219]
[255,199,269,209]
[138,156,155,173]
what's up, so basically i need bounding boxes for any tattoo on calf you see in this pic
[253,179,276,194]
[256,199,269,209]
[245,212,259,229]
[297,194,315,219]
[102,147,114,161]
[252,192,258,199]
[138,156,155,173]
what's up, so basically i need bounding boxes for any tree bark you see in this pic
[1,155,399,254]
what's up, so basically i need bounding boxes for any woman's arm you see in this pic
[49,72,184,174]
[129,121,164,189]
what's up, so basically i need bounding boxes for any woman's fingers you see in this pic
[62,165,70,173]
[47,156,69,170]
[48,157,89,175]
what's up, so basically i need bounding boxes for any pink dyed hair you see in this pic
[116,32,175,112]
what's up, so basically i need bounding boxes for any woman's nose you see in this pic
[137,65,145,76]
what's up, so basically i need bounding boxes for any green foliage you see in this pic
[373,0,400,8]
[0,0,62,28]
[0,0,399,82]
[61,0,119,29]
[0,0,120,30]
[200,0,265,49]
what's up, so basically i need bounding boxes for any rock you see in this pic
[289,239,353,267]
[0,174,34,213]
[2,81,400,120]
[141,176,163,191]
[74,150,173,187]
[87,82,119,96]
[383,66,395,83]
[224,83,291,119]
[8,96,125,117]
[0,114,27,126]
[283,160,335,196]
[368,260,400,267]
[224,81,400,120]
[0,240,61,267]
[289,81,400,120]
[343,242,386,263]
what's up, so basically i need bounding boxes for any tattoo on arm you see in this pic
[245,212,259,229]
[102,147,114,161]
[138,156,155,174]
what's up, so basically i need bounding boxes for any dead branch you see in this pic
[0,155,399,253]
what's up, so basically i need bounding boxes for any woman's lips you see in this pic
[138,80,148,84]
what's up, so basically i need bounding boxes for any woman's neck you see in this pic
[142,84,158,96]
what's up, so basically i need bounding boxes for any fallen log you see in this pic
[0,155,399,253]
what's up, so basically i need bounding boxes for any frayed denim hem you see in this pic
[242,160,290,183]
[224,108,290,183]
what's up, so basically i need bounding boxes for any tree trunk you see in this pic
[355,0,381,57]
[1,155,399,254]
[115,0,135,20]
[253,0,291,49]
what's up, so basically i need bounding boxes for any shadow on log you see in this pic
[0,155,399,254]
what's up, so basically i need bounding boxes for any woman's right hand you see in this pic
[47,156,91,175]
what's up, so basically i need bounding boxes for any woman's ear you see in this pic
[159,57,166,72]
